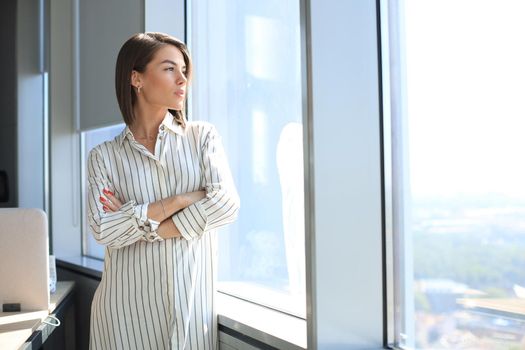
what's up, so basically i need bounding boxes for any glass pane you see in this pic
[189,0,305,316]
[393,1,525,348]
[82,124,125,260]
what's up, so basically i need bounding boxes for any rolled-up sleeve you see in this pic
[172,125,240,240]
[87,148,163,248]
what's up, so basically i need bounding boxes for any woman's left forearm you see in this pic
[147,190,206,223]
[157,217,182,239]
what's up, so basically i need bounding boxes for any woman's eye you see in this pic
[165,67,175,71]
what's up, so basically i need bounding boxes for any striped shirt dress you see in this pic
[87,113,240,350]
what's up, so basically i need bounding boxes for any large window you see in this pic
[188,0,306,316]
[389,1,525,348]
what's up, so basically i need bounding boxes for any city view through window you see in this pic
[398,1,525,348]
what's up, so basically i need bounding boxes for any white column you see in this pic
[305,1,384,348]
[145,0,186,41]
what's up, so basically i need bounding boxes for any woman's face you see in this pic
[134,45,188,110]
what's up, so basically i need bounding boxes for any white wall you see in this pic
[50,0,82,256]
[17,0,45,210]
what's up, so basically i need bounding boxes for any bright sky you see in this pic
[404,0,525,198]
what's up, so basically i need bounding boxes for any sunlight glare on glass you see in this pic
[405,0,525,198]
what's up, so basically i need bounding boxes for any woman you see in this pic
[87,32,240,350]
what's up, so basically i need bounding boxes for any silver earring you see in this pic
[137,86,142,94]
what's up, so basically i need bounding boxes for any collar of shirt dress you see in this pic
[115,111,185,162]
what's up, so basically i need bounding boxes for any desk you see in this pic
[0,281,75,349]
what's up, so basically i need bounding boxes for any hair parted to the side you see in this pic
[115,32,192,127]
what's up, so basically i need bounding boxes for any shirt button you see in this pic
[160,125,165,131]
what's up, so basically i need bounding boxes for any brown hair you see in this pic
[115,32,192,127]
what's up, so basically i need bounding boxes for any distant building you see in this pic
[416,279,483,313]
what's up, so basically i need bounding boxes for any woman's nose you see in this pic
[177,72,187,85]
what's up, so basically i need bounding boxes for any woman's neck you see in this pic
[130,105,168,140]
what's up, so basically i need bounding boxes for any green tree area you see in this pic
[413,232,525,296]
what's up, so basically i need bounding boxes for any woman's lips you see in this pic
[175,90,185,97]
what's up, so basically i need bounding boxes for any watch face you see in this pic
[0,170,8,202]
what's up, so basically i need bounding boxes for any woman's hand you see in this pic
[99,188,123,213]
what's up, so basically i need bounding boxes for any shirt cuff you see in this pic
[143,229,163,242]
[133,203,149,228]
[130,202,164,242]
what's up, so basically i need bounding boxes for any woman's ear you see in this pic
[130,70,141,88]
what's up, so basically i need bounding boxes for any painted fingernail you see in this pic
[103,205,109,211]
[108,191,114,196]
[99,196,106,202]
[103,188,108,194]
